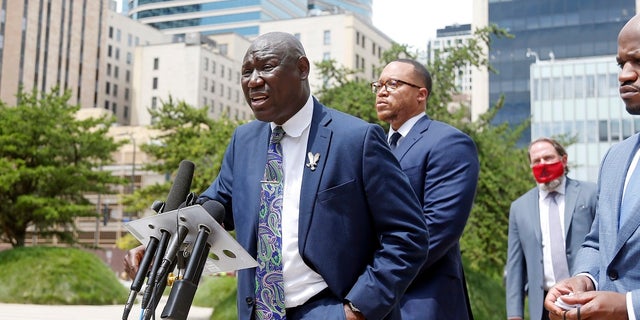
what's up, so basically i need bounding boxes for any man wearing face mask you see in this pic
[505,137,597,320]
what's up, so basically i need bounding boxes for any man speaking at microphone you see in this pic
[125,32,429,320]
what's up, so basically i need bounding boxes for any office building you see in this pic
[126,0,308,38]
[105,10,172,125]
[488,0,635,144]
[529,56,639,182]
[132,32,251,126]
[427,24,474,118]
[260,12,392,91]
[308,0,372,23]
[0,1,108,109]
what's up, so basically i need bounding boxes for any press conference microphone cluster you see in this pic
[122,160,194,320]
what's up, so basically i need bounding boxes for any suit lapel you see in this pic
[530,191,543,245]
[612,135,640,259]
[393,115,430,160]
[298,101,331,252]
[563,178,579,237]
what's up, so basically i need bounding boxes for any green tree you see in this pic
[125,97,243,213]
[0,88,124,247]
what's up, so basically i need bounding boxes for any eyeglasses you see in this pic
[371,79,422,94]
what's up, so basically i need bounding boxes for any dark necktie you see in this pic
[620,163,640,230]
[255,126,286,320]
[389,132,402,150]
[547,191,570,282]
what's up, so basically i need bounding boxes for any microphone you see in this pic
[124,160,195,320]
[161,200,226,320]
[143,160,196,320]
[201,199,226,225]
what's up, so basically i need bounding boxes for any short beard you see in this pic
[539,175,564,192]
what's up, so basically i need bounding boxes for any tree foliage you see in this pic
[0,88,124,247]
[125,97,243,213]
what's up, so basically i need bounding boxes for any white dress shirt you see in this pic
[273,94,328,308]
[387,113,425,146]
[539,179,567,290]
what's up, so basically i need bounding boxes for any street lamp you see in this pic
[118,132,136,220]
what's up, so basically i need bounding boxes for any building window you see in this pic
[152,77,158,90]
[204,58,209,71]
[212,61,216,74]
[107,63,111,76]
[126,70,130,83]
[151,97,157,109]
[114,66,119,79]
[124,106,129,119]
[106,82,111,95]
[108,45,112,58]
[126,52,132,65]
[124,88,129,101]
[109,27,113,39]
[323,30,331,45]
[355,54,360,69]
[221,66,225,78]
[115,48,120,60]
[356,31,360,45]
[116,29,121,42]
[113,84,118,97]
[323,52,330,61]
[153,57,159,70]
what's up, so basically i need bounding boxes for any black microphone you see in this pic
[161,200,226,320]
[201,199,226,225]
[143,160,196,320]
[126,160,195,320]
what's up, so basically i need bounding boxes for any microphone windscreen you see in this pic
[164,160,195,212]
[201,200,226,224]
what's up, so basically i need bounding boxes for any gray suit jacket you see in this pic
[574,133,640,315]
[506,177,597,320]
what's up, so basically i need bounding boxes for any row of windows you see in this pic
[533,118,640,144]
[103,99,129,120]
[202,57,237,82]
[107,44,133,64]
[106,63,131,82]
[108,26,141,47]
[531,73,618,101]
[356,31,383,58]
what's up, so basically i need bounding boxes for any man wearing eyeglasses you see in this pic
[374,59,480,319]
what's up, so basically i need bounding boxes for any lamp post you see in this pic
[118,132,136,221]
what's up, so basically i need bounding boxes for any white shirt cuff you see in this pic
[627,292,636,320]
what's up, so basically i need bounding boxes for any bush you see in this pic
[192,274,238,320]
[0,246,127,305]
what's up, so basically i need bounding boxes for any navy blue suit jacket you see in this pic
[200,99,429,320]
[392,115,479,319]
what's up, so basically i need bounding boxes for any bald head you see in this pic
[617,14,640,115]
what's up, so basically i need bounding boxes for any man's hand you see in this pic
[545,275,594,317]
[547,290,627,320]
[123,244,146,280]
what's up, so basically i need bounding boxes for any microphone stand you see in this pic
[122,236,159,320]
[162,225,212,320]
[143,224,189,320]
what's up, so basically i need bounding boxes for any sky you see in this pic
[372,0,473,50]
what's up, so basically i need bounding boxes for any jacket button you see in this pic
[608,270,619,280]
[246,297,254,306]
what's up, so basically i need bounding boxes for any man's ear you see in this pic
[298,56,310,80]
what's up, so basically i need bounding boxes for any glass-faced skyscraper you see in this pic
[127,0,308,37]
[488,0,635,144]
[127,0,373,38]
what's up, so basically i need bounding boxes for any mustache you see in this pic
[621,81,640,90]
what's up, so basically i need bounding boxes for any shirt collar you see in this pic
[270,94,313,138]
[388,113,425,138]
